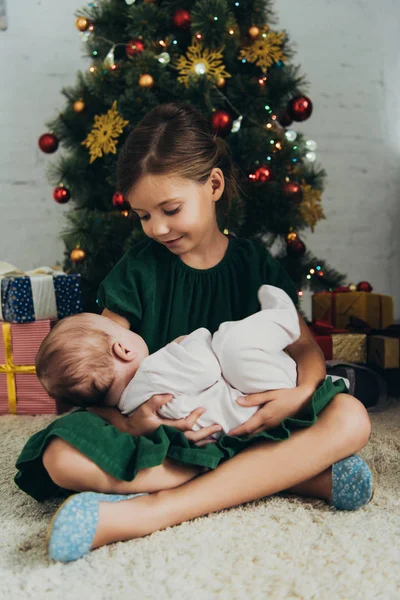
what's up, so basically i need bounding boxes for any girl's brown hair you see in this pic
[117,102,240,216]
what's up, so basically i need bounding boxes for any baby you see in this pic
[36,285,301,439]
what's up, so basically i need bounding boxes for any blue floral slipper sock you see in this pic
[47,491,148,562]
[331,455,375,510]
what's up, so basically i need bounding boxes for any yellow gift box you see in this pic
[368,335,400,369]
[312,291,394,330]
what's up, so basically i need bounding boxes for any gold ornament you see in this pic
[81,101,129,163]
[138,74,154,88]
[349,283,357,291]
[298,182,326,232]
[216,76,226,88]
[175,39,231,87]
[286,231,297,243]
[239,28,287,73]
[70,247,86,263]
[248,26,260,39]
[73,99,85,113]
[76,17,90,32]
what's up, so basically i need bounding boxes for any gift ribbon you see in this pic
[0,263,65,321]
[315,291,385,329]
[0,322,36,414]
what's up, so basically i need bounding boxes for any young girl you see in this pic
[15,103,374,563]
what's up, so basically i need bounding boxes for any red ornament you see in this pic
[288,95,313,122]
[211,110,233,135]
[125,39,145,58]
[279,112,293,127]
[287,237,306,257]
[282,181,303,204]
[53,186,71,204]
[357,281,373,293]
[112,191,128,208]
[38,133,59,154]
[173,9,192,29]
[250,165,274,183]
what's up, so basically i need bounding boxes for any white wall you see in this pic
[0,0,399,318]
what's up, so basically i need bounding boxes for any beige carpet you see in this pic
[1,404,400,600]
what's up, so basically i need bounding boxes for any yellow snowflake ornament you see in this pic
[299,182,326,232]
[239,29,287,73]
[175,40,231,87]
[82,101,129,163]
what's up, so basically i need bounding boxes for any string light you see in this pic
[159,40,166,47]
[196,33,202,40]
[298,290,303,297]
[89,65,96,73]
[305,140,317,151]
[307,266,324,279]
[258,76,266,85]
[229,29,235,35]
[275,142,282,150]
[285,130,297,142]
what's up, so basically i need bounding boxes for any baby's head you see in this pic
[36,313,148,408]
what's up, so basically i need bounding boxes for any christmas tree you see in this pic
[38,0,345,312]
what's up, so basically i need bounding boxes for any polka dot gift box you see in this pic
[0,263,82,323]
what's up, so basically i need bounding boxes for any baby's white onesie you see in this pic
[118,285,302,438]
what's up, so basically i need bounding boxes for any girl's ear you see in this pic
[112,342,138,362]
[210,168,225,202]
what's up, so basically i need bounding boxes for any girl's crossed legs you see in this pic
[43,393,371,549]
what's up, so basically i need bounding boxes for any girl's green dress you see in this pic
[15,237,346,501]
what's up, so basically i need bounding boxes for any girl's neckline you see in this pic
[170,236,235,275]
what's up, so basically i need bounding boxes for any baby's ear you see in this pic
[112,342,138,362]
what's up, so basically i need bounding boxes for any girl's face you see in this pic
[127,170,224,255]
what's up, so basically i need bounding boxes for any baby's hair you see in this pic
[117,102,241,216]
[35,314,115,408]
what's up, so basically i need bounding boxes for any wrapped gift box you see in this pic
[314,332,367,363]
[368,335,400,370]
[0,320,70,415]
[312,291,393,330]
[0,263,82,323]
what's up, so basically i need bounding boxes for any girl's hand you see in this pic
[227,385,314,437]
[126,394,222,444]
